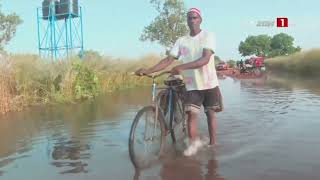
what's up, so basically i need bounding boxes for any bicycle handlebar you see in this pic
[130,70,172,79]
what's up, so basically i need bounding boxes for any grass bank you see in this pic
[265,48,320,77]
[0,53,167,115]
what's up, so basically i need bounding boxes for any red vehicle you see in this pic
[216,62,228,70]
[249,56,265,68]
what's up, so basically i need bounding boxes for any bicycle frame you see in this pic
[149,72,185,143]
[149,73,175,119]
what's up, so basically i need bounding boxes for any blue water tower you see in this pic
[37,0,84,61]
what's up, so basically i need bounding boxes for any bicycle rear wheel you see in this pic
[128,106,165,169]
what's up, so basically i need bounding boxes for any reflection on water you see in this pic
[0,77,320,180]
[133,149,226,180]
[51,139,90,174]
[159,157,225,180]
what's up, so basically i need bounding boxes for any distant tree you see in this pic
[238,35,271,57]
[227,59,236,68]
[238,33,301,58]
[0,4,23,50]
[214,55,222,66]
[140,0,188,50]
[269,33,301,57]
[214,55,221,61]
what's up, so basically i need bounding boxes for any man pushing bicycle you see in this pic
[135,8,223,156]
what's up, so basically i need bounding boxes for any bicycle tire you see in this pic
[128,106,166,169]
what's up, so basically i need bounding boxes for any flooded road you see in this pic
[1,76,320,180]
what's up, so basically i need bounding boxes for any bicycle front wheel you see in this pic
[128,106,166,169]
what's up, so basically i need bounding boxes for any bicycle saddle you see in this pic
[164,75,184,86]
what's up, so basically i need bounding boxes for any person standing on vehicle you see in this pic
[135,8,223,156]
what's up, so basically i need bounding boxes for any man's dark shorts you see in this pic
[184,86,223,113]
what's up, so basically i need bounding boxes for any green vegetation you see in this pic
[265,48,320,76]
[214,55,222,66]
[0,4,23,50]
[140,0,188,49]
[0,53,164,114]
[239,33,301,58]
[227,60,236,68]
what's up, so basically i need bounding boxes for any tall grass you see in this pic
[265,48,320,77]
[0,53,166,114]
[0,56,15,114]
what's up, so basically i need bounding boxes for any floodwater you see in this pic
[0,75,320,180]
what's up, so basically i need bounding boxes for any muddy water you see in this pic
[0,76,320,180]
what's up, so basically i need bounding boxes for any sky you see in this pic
[2,0,320,60]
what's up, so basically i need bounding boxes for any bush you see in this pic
[71,60,99,100]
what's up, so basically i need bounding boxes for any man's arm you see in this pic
[171,49,213,74]
[135,56,176,75]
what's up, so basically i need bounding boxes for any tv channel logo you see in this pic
[277,17,288,27]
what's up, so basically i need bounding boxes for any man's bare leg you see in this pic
[205,110,217,145]
[186,110,198,141]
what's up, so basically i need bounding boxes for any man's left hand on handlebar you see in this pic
[171,66,183,75]
[134,68,150,76]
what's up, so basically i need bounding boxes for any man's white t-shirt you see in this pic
[170,30,219,91]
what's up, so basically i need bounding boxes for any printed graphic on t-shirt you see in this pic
[180,46,190,57]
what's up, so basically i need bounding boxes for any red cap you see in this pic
[188,8,201,18]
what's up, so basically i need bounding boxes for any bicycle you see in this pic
[128,71,187,169]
